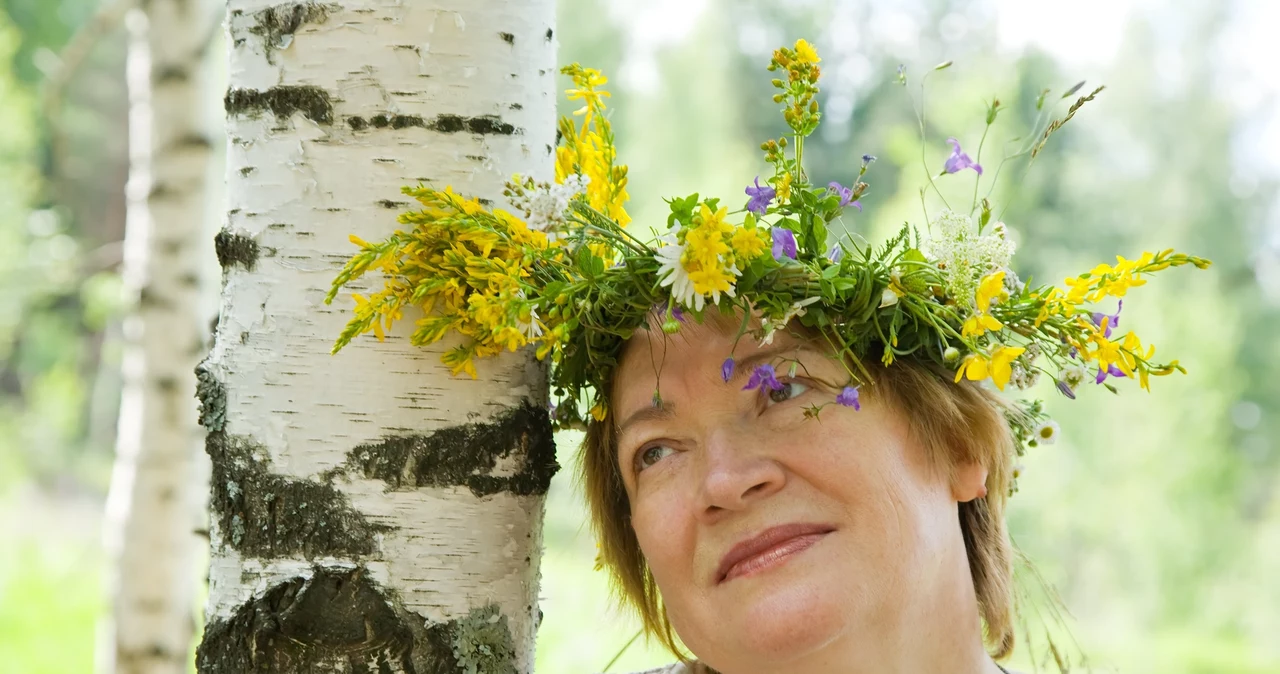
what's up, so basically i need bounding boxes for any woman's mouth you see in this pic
[716,523,835,584]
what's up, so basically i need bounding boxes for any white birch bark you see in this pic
[197,2,557,672]
[101,3,214,674]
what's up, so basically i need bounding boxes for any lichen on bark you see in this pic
[207,432,390,559]
[336,401,558,498]
[195,360,227,431]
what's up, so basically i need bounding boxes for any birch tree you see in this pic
[102,2,214,672]
[195,2,557,672]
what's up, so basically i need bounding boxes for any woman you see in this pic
[583,309,1017,674]
[327,39,1207,674]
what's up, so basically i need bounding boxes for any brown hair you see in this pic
[579,343,1017,660]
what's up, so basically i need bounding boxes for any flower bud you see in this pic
[661,319,681,334]
[944,346,961,362]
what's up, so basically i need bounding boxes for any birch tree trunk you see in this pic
[195,2,558,672]
[101,2,214,673]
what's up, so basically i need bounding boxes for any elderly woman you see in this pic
[583,310,1017,674]
[328,38,1206,674]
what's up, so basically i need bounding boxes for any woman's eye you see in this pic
[636,444,676,472]
[766,380,810,406]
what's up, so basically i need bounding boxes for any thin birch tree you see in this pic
[196,2,557,672]
[101,2,214,672]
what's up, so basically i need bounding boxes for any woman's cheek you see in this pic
[631,458,695,562]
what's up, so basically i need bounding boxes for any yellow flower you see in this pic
[590,400,608,421]
[988,346,1025,390]
[952,346,1025,390]
[688,266,736,297]
[962,314,1003,338]
[566,68,611,118]
[730,226,768,261]
[776,173,793,203]
[794,39,821,65]
[555,146,576,183]
[686,226,731,268]
[955,353,989,383]
[976,271,1006,311]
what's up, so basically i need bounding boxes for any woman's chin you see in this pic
[715,573,850,661]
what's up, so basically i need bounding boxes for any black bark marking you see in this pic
[499,32,515,45]
[370,114,426,129]
[239,166,257,177]
[337,401,558,498]
[215,231,260,272]
[207,432,388,559]
[377,200,408,209]
[195,360,226,432]
[225,86,334,125]
[197,568,517,674]
[545,28,553,41]
[429,114,517,136]
[247,2,338,63]
[508,103,523,111]
[346,114,519,136]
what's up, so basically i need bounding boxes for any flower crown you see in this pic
[326,40,1209,484]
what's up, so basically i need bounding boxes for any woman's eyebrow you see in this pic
[732,344,827,380]
[616,401,678,441]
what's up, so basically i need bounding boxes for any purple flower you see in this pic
[1090,300,1122,338]
[1055,380,1077,400]
[743,364,784,392]
[771,228,797,261]
[827,244,845,264]
[654,300,685,323]
[944,137,983,175]
[826,182,863,211]
[836,386,861,410]
[721,357,735,382]
[1094,364,1127,384]
[745,176,776,215]
[862,154,877,165]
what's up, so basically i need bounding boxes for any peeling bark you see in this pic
[102,2,214,673]
[201,1,557,672]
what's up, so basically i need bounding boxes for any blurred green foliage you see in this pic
[1,0,1276,672]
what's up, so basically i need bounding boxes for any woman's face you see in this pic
[612,318,983,670]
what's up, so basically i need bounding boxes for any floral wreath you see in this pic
[326,40,1209,493]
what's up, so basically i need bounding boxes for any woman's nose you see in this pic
[697,426,786,516]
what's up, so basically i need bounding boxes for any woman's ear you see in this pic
[951,461,989,503]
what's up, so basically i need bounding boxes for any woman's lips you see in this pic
[716,523,835,584]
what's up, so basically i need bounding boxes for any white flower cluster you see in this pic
[925,209,1017,310]
[506,173,590,235]
[1009,342,1042,390]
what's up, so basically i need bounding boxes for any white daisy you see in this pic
[1032,420,1060,445]
[655,233,703,311]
